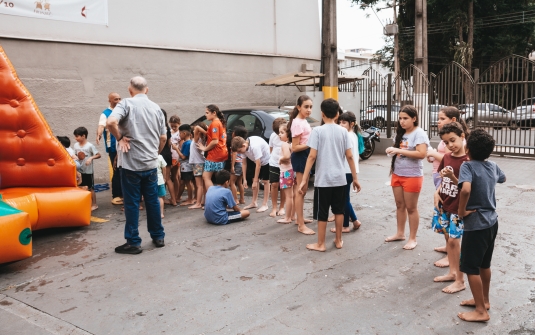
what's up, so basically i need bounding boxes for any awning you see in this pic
[256,72,368,90]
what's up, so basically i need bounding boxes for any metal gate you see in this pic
[475,55,535,157]
[357,67,389,129]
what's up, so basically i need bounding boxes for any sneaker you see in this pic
[115,243,142,254]
[152,239,165,248]
[111,197,123,205]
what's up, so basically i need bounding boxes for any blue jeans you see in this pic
[121,168,165,246]
[344,173,358,227]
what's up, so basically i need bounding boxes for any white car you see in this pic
[512,98,535,129]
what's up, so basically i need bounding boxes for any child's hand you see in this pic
[458,207,476,218]
[252,179,258,190]
[85,158,92,166]
[386,147,398,155]
[440,167,454,179]
[352,180,361,193]
[230,167,235,174]
[242,180,248,189]
[196,142,207,151]
[434,190,442,209]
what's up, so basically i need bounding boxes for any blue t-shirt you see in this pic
[102,108,117,153]
[458,160,506,231]
[204,186,237,225]
[180,139,192,172]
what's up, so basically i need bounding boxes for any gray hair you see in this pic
[130,76,147,92]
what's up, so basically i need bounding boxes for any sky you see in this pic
[318,0,394,53]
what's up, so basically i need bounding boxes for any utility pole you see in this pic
[414,0,428,132]
[321,0,338,100]
[393,0,400,103]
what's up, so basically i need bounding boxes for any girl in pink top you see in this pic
[426,106,470,266]
[288,95,315,235]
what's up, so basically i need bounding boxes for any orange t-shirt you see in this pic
[206,118,228,162]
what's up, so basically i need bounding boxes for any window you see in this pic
[227,114,262,133]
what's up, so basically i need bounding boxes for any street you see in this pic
[1,154,534,335]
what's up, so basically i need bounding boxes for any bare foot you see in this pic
[91,205,99,211]
[277,209,285,216]
[139,205,144,210]
[434,245,447,253]
[403,241,418,250]
[353,220,362,230]
[434,274,456,282]
[304,218,313,224]
[460,299,490,310]
[269,210,277,217]
[327,215,335,222]
[434,256,449,268]
[244,203,258,210]
[239,200,246,204]
[181,201,195,206]
[458,310,490,322]
[257,205,269,213]
[161,214,165,218]
[188,204,203,209]
[277,218,292,224]
[306,243,325,252]
[442,282,466,294]
[334,239,343,249]
[298,226,315,235]
[385,234,406,242]
[330,227,351,233]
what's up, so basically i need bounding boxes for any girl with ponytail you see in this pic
[197,104,228,190]
[385,105,430,250]
[289,95,315,235]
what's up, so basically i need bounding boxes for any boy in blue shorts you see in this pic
[204,170,250,225]
[457,129,506,322]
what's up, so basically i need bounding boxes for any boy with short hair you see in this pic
[268,117,287,217]
[231,135,271,213]
[457,128,506,322]
[204,170,250,225]
[230,126,248,204]
[73,127,101,210]
[57,136,82,186]
[176,124,195,206]
[298,98,360,251]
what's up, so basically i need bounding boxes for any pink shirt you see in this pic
[291,117,311,145]
[432,140,446,173]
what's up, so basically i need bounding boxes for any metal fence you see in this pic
[343,55,535,157]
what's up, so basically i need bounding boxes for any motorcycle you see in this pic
[359,126,380,160]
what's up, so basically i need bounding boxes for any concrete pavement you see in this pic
[1,154,534,335]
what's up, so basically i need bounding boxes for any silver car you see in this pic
[460,103,517,129]
[512,98,535,129]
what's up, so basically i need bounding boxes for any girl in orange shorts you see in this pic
[385,105,430,250]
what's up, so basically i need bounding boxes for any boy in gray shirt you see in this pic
[298,98,361,252]
[457,129,506,322]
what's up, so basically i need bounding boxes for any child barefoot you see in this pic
[73,127,101,211]
[230,125,248,205]
[156,154,167,218]
[189,122,207,209]
[268,118,287,217]
[277,123,294,224]
[457,129,505,322]
[204,170,250,225]
[432,123,469,294]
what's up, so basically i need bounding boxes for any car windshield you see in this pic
[265,110,319,124]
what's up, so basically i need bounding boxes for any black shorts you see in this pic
[258,164,270,181]
[269,165,280,183]
[291,148,310,173]
[313,185,346,222]
[80,173,94,190]
[181,171,194,181]
[460,222,499,275]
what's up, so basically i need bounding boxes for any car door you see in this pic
[476,103,490,125]
[488,104,508,126]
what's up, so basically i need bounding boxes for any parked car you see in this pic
[193,107,319,183]
[459,103,517,130]
[511,98,535,129]
[360,104,401,128]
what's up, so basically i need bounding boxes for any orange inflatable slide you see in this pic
[0,45,91,264]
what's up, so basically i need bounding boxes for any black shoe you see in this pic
[115,243,142,254]
[152,239,165,248]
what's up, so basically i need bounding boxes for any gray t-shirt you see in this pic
[189,138,205,164]
[110,94,166,171]
[393,127,429,177]
[458,160,506,231]
[308,124,351,187]
[73,142,99,174]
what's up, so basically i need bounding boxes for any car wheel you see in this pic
[466,118,474,129]
[508,121,519,130]
[373,117,385,129]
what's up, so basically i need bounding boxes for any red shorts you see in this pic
[391,174,423,193]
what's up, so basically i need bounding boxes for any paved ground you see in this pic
[1,154,535,335]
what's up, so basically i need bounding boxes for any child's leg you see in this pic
[401,190,421,250]
[91,189,98,211]
[385,186,407,242]
[269,182,279,217]
[458,272,490,322]
[237,175,245,204]
[230,174,238,201]
[434,234,456,281]
[307,220,327,251]
[244,179,259,209]
[171,166,180,200]
[189,176,204,209]
[240,210,250,220]
[202,171,214,190]
[257,180,270,212]
[277,187,293,223]
[181,180,195,205]
[294,172,314,235]
[164,166,177,206]
[442,237,465,293]
[159,196,164,218]
[177,179,186,201]
[278,188,285,215]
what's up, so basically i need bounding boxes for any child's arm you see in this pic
[291,135,309,153]
[440,167,458,185]
[231,152,237,174]
[458,182,476,217]
[298,148,317,194]
[279,143,291,164]
[387,143,427,159]
[345,148,361,193]
[231,205,241,212]
[85,147,101,166]
[242,158,248,189]
[434,187,442,209]
[252,159,261,189]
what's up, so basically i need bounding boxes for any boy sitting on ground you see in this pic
[204,170,250,225]
[457,128,506,322]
